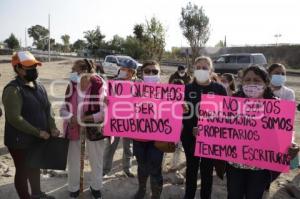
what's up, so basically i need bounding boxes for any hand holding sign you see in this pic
[69,116,78,128]
[182,103,189,114]
[192,127,198,137]
[195,94,296,172]
[288,144,300,159]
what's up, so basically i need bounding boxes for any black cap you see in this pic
[177,65,186,71]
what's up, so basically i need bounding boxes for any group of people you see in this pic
[2,51,299,199]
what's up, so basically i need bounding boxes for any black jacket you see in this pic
[4,77,51,149]
[181,80,227,179]
[182,80,227,138]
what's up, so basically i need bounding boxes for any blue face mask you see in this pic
[69,72,80,83]
[271,74,286,87]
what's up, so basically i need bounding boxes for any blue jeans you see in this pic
[103,137,132,174]
[133,141,164,186]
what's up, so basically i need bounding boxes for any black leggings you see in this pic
[182,135,214,199]
[8,148,41,199]
[227,164,271,199]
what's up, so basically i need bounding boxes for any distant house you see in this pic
[0,42,7,49]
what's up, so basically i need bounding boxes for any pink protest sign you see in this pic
[195,94,296,172]
[103,80,185,142]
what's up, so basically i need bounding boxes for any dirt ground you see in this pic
[0,55,299,199]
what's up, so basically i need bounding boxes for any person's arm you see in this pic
[168,74,174,83]
[183,84,191,116]
[60,103,73,118]
[218,83,228,96]
[2,86,40,137]
[47,101,58,132]
[182,85,196,132]
[187,75,192,84]
[48,103,60,136]
[288,142,300,159]
[38,84,60,136]
[82,77,107,123]
[287,89,296,101]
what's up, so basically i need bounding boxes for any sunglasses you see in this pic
[143,69,159,75]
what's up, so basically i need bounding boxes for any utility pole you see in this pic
[19,38,22,49]
[274,34,282,46]
[25,28,27,50]
[48,14,51,62]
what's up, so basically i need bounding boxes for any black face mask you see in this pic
[24,68,38,82]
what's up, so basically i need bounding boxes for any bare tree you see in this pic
[180,2,210,70]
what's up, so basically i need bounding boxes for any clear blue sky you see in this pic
[0,0,299,50]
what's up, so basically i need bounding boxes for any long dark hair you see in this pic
[267,63,286,74]
[222,73,236,92]
[235,65,275,99]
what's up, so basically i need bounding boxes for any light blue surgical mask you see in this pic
[69,72,80,83]
[271,74,286,87]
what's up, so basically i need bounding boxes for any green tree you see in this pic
[215,40,225,48]
[4,33,20,49]
[107,35,125,53]
[84,26,105,59]
[132,17,166,61]
[171,47,184,59]
[133,24,144,41]
[144,17,166,60]
[72,39,86,52]
[61,34,70,52]
[27,25,49,50]
[52,43,64,52]
[180,2,210,68]
[123,36,145,59]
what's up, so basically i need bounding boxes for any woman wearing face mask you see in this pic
[220,73,236,96]
[60,59,107,199]
[103,59,139,178]
[268,63,295,101]
[267,64,298,189]
[182,56,227,199]
[2,51,59,199]
[133,60,164,199]
[226,65,299,199]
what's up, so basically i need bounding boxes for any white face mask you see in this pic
[69,72,80,83]
[194,69,210,83]
[242,84,265,98]
[118,70,128,79]
[178,72,185,77]
[143,75,160,83]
